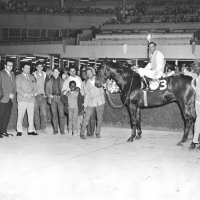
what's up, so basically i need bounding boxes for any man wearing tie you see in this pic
[0,60,16,138]
[16,63,38,136]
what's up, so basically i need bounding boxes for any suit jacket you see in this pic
[45,77,64,98]
[0,69,16,103]
[16,73,37,102]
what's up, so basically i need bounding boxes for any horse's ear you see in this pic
[103,58,108,65]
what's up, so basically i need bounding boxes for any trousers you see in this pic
[17,101,35,133]
[193,101,200,143]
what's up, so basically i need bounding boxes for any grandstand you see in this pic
[79,33,193,45]
[0,0,200,70]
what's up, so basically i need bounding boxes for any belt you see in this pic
[52,95,60,97]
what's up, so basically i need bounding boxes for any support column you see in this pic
[50,56,54,69]
[61,0,64,8]
[122,0,127,18]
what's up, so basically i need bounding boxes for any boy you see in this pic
[66,81,79,135]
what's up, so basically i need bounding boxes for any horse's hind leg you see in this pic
[178,118,193,146]
[177,112,195,146]
[127,104,138,142]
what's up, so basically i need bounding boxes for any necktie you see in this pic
[8,73,13,82]
[26,74,29,80]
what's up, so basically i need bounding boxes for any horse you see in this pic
[95,61,196,146]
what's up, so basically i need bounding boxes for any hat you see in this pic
[86,66,96,75]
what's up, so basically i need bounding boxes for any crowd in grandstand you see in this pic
[1,0,200,20]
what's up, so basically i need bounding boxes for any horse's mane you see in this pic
[105,61,141,90]
[106,61,139,78]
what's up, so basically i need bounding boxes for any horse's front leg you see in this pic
[127,103,138,142]
[135,107,142,140]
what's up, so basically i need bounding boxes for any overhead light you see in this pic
[21,58,32,61]
[26,56,36,59]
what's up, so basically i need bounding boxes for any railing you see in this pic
[0,37,76,45]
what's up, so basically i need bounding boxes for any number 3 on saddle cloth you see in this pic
[141,76,167,91]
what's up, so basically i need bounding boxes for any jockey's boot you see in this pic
[141,76,149,90]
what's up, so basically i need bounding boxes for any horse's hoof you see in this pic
[177,142,183,146]
[189,142,196,150]
[127,137,134,142]
[135,135,142,140]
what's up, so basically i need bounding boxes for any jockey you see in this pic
[137,42,165,80]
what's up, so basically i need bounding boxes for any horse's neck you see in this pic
[111,73,127,89]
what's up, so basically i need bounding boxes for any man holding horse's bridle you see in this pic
[136,42,165,80]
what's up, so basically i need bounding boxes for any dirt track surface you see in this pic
[0,127,200,200]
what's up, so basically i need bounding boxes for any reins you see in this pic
[105,76,134,109]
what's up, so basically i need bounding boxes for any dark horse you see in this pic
[95,61,196,146]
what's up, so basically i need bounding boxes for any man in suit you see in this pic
[46,67,65,135]
[16,63,38,136]
[0,60,16,138]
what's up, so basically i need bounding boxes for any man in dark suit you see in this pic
[0,60,16,138]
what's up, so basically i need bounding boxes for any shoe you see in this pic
[96,134,101,138]
[68,130,73,136]
[60,132,66,135]
[28,132,38,136]
[53,132,58,135]
[1,133,9,137]
[17,132,22,136]
[2,133,13,137]
[0,134,3,138]
[80,135,87,139]
[189,142,196,150]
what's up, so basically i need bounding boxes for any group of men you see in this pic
[0,60,106,139]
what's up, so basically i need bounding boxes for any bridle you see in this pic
[101,64,134,109]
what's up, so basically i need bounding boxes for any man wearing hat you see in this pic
[80,65,105,139]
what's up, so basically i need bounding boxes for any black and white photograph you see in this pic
[0,0,200,199]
